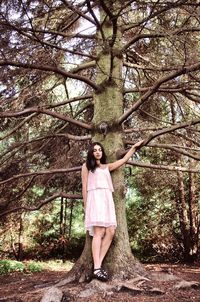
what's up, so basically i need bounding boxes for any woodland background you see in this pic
[0,0,200,271]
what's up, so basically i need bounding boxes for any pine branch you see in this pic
[123,27,200,51]
[128,160,200,173]
[118,61,200,124]
[61,0,96,25]
[149,143,200,160]
[0,61,99,90]
[0,167,82,185]
[46,94,93,109]
[123,33,165,51]
[0,192,82,217]
[143,119,200,145]
[0,107,92,130]
[0,113,38,141]
[126,140,200,161]
[1,15,97,60]
[22,27,96,39]
[122,0,196,32]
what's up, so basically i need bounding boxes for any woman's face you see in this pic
[93,144,102,160]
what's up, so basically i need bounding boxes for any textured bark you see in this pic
[176,171,190,260]
[188,161,198,260]
[59,197,64,235]
[176,168,199,262]
[17,215,24,261]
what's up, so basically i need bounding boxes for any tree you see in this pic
[0,0,200,281]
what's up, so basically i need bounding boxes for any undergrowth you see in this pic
[0,259,73,275]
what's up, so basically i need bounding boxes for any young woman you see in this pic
[81,140,144,281]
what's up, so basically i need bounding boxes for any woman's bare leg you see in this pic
[99,226,115,266]
[92,226,106,269]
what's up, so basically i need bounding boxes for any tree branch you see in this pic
[124,126,166,134]
[123,33,165,51]
[143,119,200,145]
[0,192,82,217]
[46,94,93,109]
[47,133,91,141]
[127,160,200,173]
[0,61,99,91]
[69,61,96,73]
[61,0,96,26]
[124,86,194,94]
[22,27,96,39]
[118,61,200,124]
[124,60,180,72]
[123,27,200,51]
[149,143,200,160]
[0,113,38,141]
[86,0,102,30]
[0,166,82,185]
[1,16,97,60]
[173,132,200,148]
[0,107,92,130]
[126,140,200,161]
[122,0,196,32]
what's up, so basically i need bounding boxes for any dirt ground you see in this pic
[0,263,200,302]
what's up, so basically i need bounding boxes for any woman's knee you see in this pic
[106,226,115,238]
[93,226,106,238]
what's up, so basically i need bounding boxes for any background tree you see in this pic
[0,0,200,281]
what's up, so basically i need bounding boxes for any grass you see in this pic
[36,259,74,271]
[0,259,74,275]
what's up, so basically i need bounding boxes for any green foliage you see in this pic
[26,262,42,273]
[125,167,180,262]
[0,198,85,261]
[0,259,73,275]
[0,260,25,275]
[24,200,85,260]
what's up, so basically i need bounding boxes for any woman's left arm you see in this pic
[108,140,144,171]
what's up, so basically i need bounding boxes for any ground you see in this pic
[0,263,199,302]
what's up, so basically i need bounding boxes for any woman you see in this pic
[81,140,144,281]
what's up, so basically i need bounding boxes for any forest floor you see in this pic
[0,263,200,302]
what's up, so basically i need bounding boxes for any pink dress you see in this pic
[85,165,117,236]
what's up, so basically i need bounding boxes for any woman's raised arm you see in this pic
[108,140,144,171]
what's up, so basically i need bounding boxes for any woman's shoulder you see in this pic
[82,162,88,172]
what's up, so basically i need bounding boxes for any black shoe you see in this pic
[101,268,108,278]
[93,268,108,282]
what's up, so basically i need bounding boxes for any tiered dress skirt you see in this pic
[85,188,117,236]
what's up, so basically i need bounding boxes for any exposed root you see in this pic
[174,280,200,290]
[78,277,165,298]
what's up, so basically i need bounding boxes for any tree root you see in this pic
[40,270,200,302]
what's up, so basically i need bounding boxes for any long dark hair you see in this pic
[86,142,107,172]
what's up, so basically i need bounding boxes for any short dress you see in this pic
[85,165,117,236]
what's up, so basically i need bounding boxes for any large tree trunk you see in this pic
[188,161,198,261]
[175,170,199,262]
[17,215,24,261]
[63,4,145,283]
[176,170,191,260]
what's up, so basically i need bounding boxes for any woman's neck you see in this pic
[96,160,101,166]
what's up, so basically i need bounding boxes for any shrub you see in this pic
[26,262,43,273]
[0,260,25,275]
[0,260,43,275]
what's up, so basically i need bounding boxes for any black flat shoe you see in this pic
[93,268,108,282]
[101,268,108,278]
